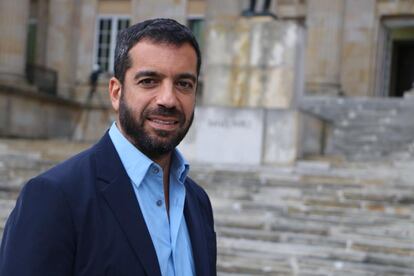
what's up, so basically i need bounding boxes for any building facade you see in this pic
[2,0,414,101]
[1,0,414,161]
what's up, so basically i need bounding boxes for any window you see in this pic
[187,17,205,51]
[187,17,205,103]
[95,16,130,72]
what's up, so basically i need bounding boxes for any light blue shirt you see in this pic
[109,123,195,276]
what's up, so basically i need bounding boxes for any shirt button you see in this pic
[152,167,159,174]
[156,199,163,207]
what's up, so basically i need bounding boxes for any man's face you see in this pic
[110,40,197,159]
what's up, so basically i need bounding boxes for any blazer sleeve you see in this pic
[0,177,76,276]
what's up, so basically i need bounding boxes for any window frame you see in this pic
[93,14,130,73]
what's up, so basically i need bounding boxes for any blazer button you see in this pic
[156,199,163,207]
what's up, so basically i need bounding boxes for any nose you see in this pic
[155,81,178,108]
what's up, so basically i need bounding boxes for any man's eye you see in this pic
[138,78,157,86]
[177,80,194,90]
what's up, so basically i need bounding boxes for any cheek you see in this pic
[181,95,196,114]
[125,94,149,115]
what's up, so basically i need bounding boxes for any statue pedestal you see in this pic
[186,17,319,165]
[203,17,304,108]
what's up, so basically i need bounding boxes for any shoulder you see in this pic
[23,139,105,203]
[40,146,95,180]
[185,177,210,203]
[184,177,214,219]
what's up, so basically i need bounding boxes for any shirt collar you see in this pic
[108,122,190,186]
[171,148,190,183]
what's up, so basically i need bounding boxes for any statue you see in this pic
[242,0,275,17]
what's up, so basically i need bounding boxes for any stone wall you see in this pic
[132,0,188,24]
[0,84,112,141]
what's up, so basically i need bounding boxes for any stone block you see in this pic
[263,110,301,165]
[0,96,8,135]
[250,21,298,68]
[179,106,264,165]
[202,65,233,106]
[205,0,244,20]
[261,68,294,108]
[132,0,188,24]
[204,18,304,108]
[300,112,323,156]
[246,68,294,108]
[205,20,251,67]
[9,96,47,137]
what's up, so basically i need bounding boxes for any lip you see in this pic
[147,116,179,131]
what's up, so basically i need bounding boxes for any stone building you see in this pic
[1,0,414,163]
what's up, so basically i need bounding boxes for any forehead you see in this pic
[127,40,197,74]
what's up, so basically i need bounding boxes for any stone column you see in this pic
[46,0,75,97]
[340,0,376,97]
[76,0,98,83]
[70,0,99,102]
[35,0,49,66]
[0,0,30,84]
[305,0,345,95]
[131,0,188,25]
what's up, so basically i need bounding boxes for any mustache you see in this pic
[144,106,185,120]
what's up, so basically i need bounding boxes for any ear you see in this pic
[109,77,122,112]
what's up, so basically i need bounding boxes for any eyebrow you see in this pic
[133,70,161,81]
[133,71,197,83]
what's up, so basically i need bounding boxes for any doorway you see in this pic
[390,39,414,97]
[377,21,414,97]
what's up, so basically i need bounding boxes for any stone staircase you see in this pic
[299,96,414,161]
[0,139,413,275]
[190,161,414,275]
[0,139,90,233]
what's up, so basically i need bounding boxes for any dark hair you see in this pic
[114,18,202,84]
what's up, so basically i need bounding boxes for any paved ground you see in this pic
[0,138,413,275]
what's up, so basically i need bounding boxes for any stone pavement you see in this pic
[0,139,413,275]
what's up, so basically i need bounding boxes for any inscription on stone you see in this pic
[207,118,252,129]
[179,107,264,165]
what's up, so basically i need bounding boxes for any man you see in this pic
[0,18,216,276]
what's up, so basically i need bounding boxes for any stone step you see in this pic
[217,237,414,275]
[299,97,414,160]
[0,199,16,231]
[218,226,414,256]
[1,139,414,275]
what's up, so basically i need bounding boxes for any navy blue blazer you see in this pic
[0,133,216,276]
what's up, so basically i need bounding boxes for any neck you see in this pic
[154,153,172,216]
[152,152,172,173]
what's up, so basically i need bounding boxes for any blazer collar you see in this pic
[93,133,161,276]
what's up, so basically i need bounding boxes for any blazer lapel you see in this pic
[94,133,161,276]
[184,187,210,276]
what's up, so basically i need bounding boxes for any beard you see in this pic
[118,93,194,160]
